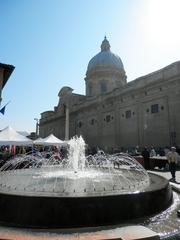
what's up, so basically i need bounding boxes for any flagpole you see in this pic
[0,101,11,115]
[5,101,11,107]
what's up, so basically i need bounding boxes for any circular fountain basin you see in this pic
[0,171,172,228]
[0,166,150,197]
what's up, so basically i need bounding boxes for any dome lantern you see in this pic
[101,36,110,51]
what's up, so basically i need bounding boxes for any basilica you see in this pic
[39,37,180,151]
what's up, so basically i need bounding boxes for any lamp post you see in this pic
[65,104,69,141]
[34,118,39,137]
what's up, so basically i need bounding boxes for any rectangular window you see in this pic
[106,115,111,122]
[151,104,159,113]
[126,110,131,119]
[90,119,95,125]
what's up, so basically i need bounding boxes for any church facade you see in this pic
[39,37,180,151]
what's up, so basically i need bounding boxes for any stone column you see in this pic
[65,105,69,140]
[36,121,39,137]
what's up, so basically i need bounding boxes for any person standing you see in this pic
[135,146,140,156]
[167,146,179,182]
[150,146,156,157]
[142,147,150,170]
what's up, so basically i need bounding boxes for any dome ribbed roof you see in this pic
[87,37,124,72]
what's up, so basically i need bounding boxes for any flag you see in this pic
[0,101,10,115]
[0,105,6,115]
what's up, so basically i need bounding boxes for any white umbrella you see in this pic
[0,126,33,146]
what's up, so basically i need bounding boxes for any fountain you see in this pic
[0,136,172,228]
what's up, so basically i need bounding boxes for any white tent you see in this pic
[0,126,33,146]
[33,137,44,145]
[35,134,64,146]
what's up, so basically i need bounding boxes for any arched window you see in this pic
[100,82,107,93]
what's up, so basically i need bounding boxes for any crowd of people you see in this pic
[0,143,179,182]
[0,145,69,164]
[0,145,30,161]
[140,146,180,182]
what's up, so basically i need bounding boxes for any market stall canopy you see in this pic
[0,126,33,146]
[36,134,64,146]
[33,137,44,145]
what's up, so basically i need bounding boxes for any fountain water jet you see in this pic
[68,135,86,172]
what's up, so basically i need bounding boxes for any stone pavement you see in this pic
[149,170,180,192]
[0,225,160,240]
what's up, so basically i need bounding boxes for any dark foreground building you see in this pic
[0,63,15,105]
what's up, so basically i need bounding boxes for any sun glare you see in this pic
[142,0,180,47]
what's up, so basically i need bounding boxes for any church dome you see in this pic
[87,37,124,72]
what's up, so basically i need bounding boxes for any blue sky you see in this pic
[1,0,180,132]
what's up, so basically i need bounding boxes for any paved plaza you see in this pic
[150,169,180,192]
